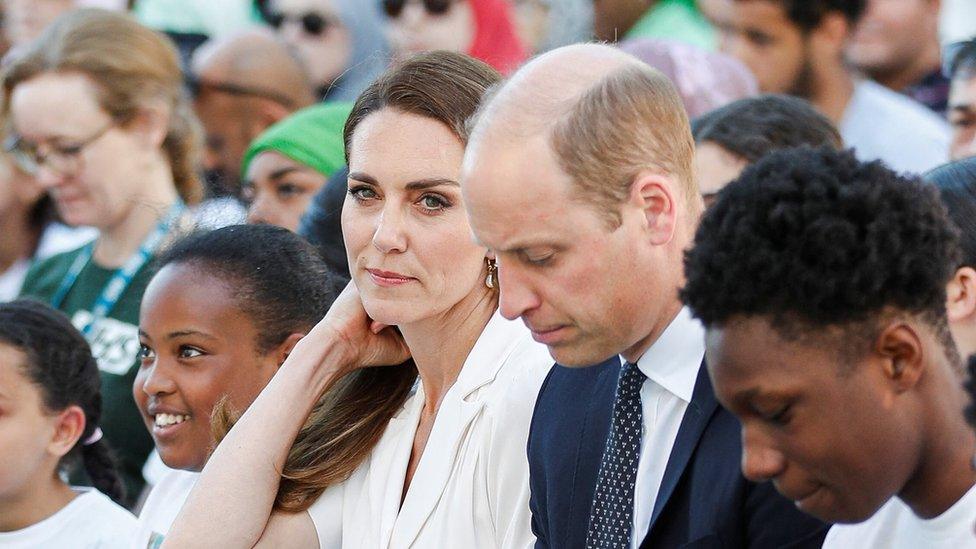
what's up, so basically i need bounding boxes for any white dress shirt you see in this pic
[306,311,553,549]
[629,307,706,548]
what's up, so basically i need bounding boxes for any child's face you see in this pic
[134,264,283,472]
[0,344,63,499]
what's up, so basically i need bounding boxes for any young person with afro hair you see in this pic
[681,146,976,548]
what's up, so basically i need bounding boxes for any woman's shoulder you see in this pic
[484,317,554,414]
[19,245,89,300]
[68,489,139,546]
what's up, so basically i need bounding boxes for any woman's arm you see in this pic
[162,284,408,549]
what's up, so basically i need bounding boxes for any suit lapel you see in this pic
[647,360,719,530]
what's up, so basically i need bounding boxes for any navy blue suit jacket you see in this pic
[527,357,828,548]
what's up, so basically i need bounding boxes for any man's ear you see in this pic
[48,405,86,458]
[256,99,291,131]
[947,267,976,323]
[629,170,678,245]
[810,10,852,55]
[874,322,925,393]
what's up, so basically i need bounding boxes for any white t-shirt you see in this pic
[824,482,976,548]
[132,469,199,549]
[840,79,950,175]
[0,487,137,548]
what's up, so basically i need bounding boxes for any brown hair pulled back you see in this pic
[226,51,501,512]
[1,9,203,204]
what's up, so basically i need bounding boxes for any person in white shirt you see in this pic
[702,0,950,174]
[681,146,976,549]
[162,51,553,549]
[130,224,339,548]
[0,300,136,548]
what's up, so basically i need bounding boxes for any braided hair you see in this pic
[0,299,125,503]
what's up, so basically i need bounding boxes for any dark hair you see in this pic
[966,355,976,429]
[343,50,502,162]
[692,94,842,163]
[154,224,337,353]
[925,158,976,269]
[735,0,866,31]
[268,51,501,513]
[681,147,959,348]
[0,300,124,503]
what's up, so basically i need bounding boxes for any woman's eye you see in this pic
[178,346,204,359]
[349,186,378,201]
[275,183,303,199]
[418,194,449,212]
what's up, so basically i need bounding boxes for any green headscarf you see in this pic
[241,101,354,180]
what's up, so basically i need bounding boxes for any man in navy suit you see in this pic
[461,43,827,548]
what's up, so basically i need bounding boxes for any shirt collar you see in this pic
[628,306,705,403]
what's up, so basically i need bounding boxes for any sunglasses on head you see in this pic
[266,11,333,36]
[382,0,453,18]
[944,39,976,79]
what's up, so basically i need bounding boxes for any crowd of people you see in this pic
[2,1,976,548]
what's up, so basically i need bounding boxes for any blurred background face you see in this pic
[3,0,75,48]
[342,108,487,326]
[848,0,939,78]
[701,0,812,95]
[949,74,976,160]
[268,0,352,88]
[244,151,327,232]
[694,141,747,207]
[384,0,474,57]
[9,72,157,230]
[0,154,43,228]
[512,0,550,51]
[706,317,921,524]
[193,88,262,197]
[135,263,280,472]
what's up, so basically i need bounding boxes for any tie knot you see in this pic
[619,361,646,396]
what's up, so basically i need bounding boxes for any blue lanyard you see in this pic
[50,202,185,335]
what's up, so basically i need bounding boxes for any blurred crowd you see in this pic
[2,1,976,548]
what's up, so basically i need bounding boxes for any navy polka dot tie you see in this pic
[586,361,646,549]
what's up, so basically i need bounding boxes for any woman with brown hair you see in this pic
[163,51,553,548]
[10,8,203,505]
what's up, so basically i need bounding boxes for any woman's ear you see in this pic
[947,267,976,323]
[48,405,86,458]
[128,99,171,150]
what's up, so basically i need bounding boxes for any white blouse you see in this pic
[307,311,553,549]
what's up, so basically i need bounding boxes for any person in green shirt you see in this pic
[8,9,203,506]
[593,0,715,49]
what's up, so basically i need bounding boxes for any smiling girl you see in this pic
[132,224,336,547]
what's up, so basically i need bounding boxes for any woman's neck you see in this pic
[0,473,76,532]
[399,288,498,412]
[93,170,179,268]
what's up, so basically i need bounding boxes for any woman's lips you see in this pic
[366,268,416,287]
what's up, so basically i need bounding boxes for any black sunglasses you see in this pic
[266,11,333,36]
[186,76,296,109]
[382,0,453,18]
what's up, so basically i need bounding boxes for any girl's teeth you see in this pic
[154,413,190,426]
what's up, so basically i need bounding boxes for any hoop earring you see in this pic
[485,257,498,289]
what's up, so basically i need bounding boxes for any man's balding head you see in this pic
[468,44,698,226]
[462,44,701,366]
[191,29,315,196]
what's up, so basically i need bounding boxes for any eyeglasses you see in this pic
[266,11,334,36]
[4,121,115,175]
[186,76,297,110]
[943,39,976,79]
[382,0,454,18]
